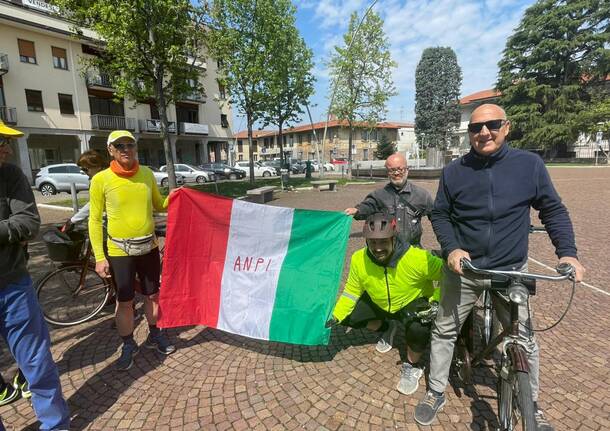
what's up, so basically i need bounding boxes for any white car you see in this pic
[233,161,276,177]
[34,163,90,196]
[146,166,185,188]
[160,163,215,184]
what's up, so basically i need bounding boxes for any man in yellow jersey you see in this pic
[89,130,175,371]
[327,213,442,396]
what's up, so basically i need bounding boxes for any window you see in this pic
[176,103,198,123]
[88,95,124,116]
[52,47,68,70]
[58,93,74,115]
[237,140,243,152]
[18,39,36,64]
[150,102,159,120]
[25,89,44,112]
[238,154,243,161]
[67,165,82,174]
[218,82,226,99]
[221,114,229,128]
[48,166,68,174]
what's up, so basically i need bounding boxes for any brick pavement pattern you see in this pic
[1,167,608,430]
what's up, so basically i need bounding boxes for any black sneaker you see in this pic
[145,332,176,355]
[535,408,554,431]
[12,372,31,399]
[414,390,446,425]
[116,343,139,371]
[0,383,20,406]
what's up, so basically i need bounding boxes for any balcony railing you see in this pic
[183,90,205,103]
[0,107,17,124]
[179,122,209,135]
[85,71,114,89]
[90,114,135,131]
[0,54,8,75]
[139,119,176,134]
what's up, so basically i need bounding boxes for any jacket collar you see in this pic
[386,180,412,194]
[466,142,509,166]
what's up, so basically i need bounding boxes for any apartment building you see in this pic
[0,0,233,183]
[234,120,414,163]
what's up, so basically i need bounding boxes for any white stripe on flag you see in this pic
[216,200,294,340]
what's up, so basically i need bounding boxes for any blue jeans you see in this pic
[0,277,70,430]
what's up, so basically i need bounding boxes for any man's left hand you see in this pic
[558,256,585,282]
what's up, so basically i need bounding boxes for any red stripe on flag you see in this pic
[158,188,232,329]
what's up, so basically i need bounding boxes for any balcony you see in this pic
[179,122,208,135]
[85,71,114,89]
[90,114,135,131]
[0,54,8,75]
[139,119,176,134]
[0,107,17,124]
[182,90,205,103]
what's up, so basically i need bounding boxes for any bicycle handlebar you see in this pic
[460,259,574,282]
[529,225,547,234]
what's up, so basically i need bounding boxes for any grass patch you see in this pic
[47,197,90,208]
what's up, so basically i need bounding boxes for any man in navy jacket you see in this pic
[414,104,585,430]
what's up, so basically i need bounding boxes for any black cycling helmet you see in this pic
[363,213,396,239]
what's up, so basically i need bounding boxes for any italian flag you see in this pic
[158,188,352,346]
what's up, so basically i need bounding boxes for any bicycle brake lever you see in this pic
[556,263,574,276]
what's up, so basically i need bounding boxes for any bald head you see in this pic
[385,153,407,169]
[470,103,507,123]
[385,153,408,188]
[468,103,510,156]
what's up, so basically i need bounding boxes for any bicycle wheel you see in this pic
[36,263,111,326]
[482,290,495,348]
[498,368,536,431]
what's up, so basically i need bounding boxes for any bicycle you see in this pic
[36,224,166,327]
[453,258,574,431]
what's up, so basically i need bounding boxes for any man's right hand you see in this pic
[344,207,358,216]
[95,259,111,278]
[447,249,471,275]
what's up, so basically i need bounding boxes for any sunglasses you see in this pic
[112,142,136,151]
[468,119,506,133]
[387,167,407,174]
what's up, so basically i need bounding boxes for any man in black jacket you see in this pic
[413,104,584,430]
[0,121,70,430]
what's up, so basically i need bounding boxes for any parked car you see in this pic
[160,163,215,184]
[233,161,276,177]
[34,163,90,196]
[260,160,282,175]
[200,163,247,180]
[146,166,185,188]
[331,157,348,165]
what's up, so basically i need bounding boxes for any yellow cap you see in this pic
[0,120,24,138]
[107,130,136,146]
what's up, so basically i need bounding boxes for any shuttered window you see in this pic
[52,47,68,70]
[25,89,44,112]
[58,93,74,115]
[18,39,36,64]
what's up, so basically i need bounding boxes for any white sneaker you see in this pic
[375,321,397,353]
[396,362,424,395]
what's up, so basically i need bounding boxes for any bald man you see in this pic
[345,153,433,247]
[414,104,584,430]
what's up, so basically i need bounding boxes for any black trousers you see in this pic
[341,293,432,353]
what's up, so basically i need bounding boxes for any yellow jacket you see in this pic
[88,166,168,261]
[333,245,442,322]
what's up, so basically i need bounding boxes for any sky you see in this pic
[233,0,534,131]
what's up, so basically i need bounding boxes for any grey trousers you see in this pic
[428,264,540,401]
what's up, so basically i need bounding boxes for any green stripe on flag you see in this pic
[269,209,352,345]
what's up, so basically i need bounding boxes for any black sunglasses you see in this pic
[112,142,136,151]
[468,119,506,133]
[80,167,89,173]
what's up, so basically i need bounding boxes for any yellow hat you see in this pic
[0,120,24,138]
[107,130,136,146]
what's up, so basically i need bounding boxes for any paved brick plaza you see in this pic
[1,167,609,430]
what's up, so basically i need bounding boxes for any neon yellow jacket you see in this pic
[332,246,443,322]
[88,166,168,261]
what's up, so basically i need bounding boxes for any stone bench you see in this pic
[246,186,277,203]
[310,180,338,191]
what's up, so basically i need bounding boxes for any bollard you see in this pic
[280,168,289,190]
[70,183,79,214]
[305,161,312,179]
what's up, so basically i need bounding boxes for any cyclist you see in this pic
[328,213,442,395]
[89,130,175,371]
[0,120,70,429]
[414,103,585,430]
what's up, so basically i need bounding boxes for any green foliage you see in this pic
[414,47,462,150]
[497,0,610,153]
[328,11,397,169]
[374,133,396,160]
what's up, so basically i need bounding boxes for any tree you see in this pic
[328,11,397,176]
[374,133,395,160]
[207,0,280,184]
[497,0,610,156]
[262,1,315,169]
[414,47,462,150]
[54,0,207,189]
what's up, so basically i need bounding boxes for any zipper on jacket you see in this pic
[484,166,494,267]
[384,267,391,313]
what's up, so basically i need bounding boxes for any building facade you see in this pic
[234,120,414,163]
[0,0,233,182]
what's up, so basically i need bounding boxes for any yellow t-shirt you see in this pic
[88,166,168,261]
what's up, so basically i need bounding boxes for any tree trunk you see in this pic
[156,79,177,190]
[247,114,255,185]
[347,122,353,179]
[278,120,284,169]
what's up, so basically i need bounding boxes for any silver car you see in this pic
[160,163,215,184]
[34,163,90,196]
[146,166,185,188]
